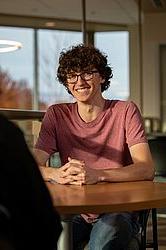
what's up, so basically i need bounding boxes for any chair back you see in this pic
[148,136,166,176]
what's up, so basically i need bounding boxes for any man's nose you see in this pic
[76,75,85,84]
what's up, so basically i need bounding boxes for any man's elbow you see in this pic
[146,162,155,180]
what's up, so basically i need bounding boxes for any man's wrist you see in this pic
[98,174,105,182]
[40,166,56,180]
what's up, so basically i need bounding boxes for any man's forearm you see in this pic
[98,162,155,183]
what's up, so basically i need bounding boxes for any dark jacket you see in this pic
[0,114,62,250]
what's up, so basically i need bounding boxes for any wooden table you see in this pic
[47,181,166,250]
[47,181,166,214]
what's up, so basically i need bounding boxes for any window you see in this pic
[0,27,129,110]
[38,30,82,108]
[0,27,34,109]
[0,27,82,110]
[95,31,129,100]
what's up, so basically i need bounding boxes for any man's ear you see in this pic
[101,78,105,84]
[65,86,73,95]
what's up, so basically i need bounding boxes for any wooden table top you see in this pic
[47,181,166,214]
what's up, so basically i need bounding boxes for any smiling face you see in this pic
[66,69,105,103]
[57,44,113,97]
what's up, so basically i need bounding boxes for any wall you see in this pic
[129,24,141,110]
[142,13,166,119]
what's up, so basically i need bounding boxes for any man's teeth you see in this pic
[77,88,88,92]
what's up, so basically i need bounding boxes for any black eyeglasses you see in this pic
[66,70,98,84]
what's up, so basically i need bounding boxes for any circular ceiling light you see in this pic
[0,40,22,53]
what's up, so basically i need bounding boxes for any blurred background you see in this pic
[1,1,166,248]
[0,0,166,140]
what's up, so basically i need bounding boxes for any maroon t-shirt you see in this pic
[35,100,147,170]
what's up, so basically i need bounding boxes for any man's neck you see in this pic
[77,98,106,123]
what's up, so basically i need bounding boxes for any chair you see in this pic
[148,136,166,176]
[138,208,158,250]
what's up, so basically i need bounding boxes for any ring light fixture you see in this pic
[0,40,22,53]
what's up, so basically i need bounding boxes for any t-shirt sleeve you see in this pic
[125,101,147,147]
[35,106,58,155]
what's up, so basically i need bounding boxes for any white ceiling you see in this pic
[0,0,139,25]
[0,0,165,26]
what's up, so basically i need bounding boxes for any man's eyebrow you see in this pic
[67,72,76,75]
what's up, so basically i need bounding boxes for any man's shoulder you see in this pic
[44,102,76,120]
[0,113,11,125]
[106,100,140,117]
[0,114,20,132]
[0,114,23,147]
[109,100,136,109]
[48,102,75,111]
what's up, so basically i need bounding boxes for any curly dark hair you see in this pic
[57,44,113,94]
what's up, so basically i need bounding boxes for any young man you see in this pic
[34,44,154,250]
[0,114,62,250]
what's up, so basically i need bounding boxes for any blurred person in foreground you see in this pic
[0,114,62,250]
[34,44,154,250]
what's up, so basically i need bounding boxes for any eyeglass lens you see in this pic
[67,71,98,83]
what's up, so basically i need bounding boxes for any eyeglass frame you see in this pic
[66,70,99,84]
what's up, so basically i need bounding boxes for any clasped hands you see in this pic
[55,157,100,185]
